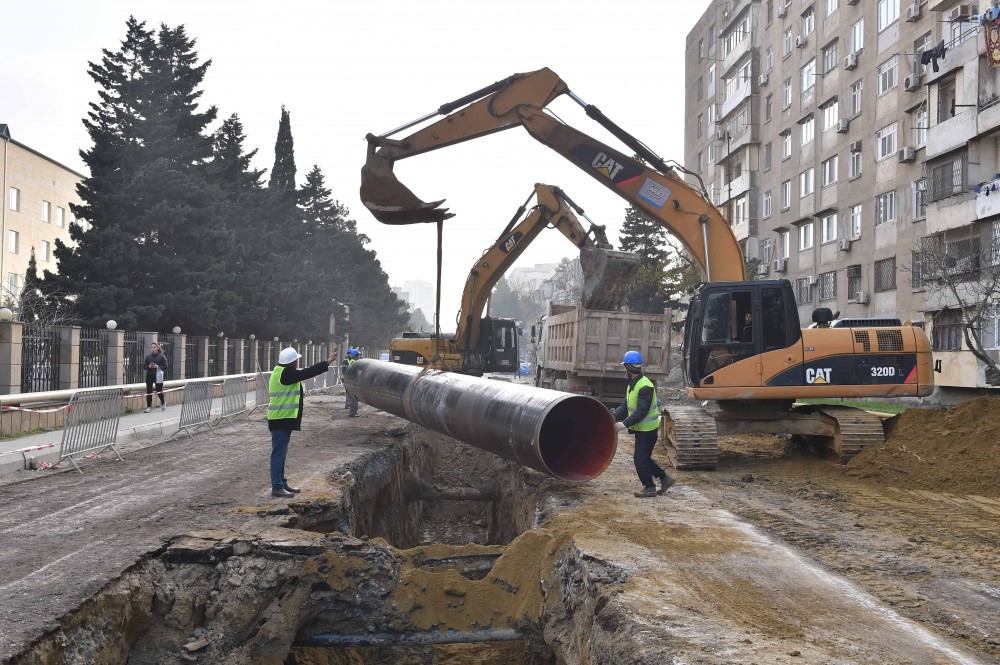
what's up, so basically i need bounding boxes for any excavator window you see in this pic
[699,290,754,376]
[761,287,788,352]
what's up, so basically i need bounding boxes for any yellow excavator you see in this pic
[389,183,640,374]
[361,67,934,468]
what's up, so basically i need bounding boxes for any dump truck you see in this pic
[534,302,671,407]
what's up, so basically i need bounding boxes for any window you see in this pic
[697,151,703,172]
[821,213,838,243]
[698,38,705,61]
[822,41,839,74]
[827,0,839,15]
[56,206,65,228]
[930,152,967,201]
[40,240,50,262]
[8,187,19,212]
[783,28,793,56]
[782,180,792,209]
[765,46,774,71]
[913,178,927,219]
[822,99,839,130]
[780,230,791,258]
[875,122,896,161]
[913,32,932,75]
[723,13,752,56]
[850,79,863,116]
[708,102,717,124]
[697,76,704,100]
[876,190,896,225]
[981,305,1000,350]
[796,277,814,304]
[874,256,896,292]
[733,194,749,225]
[801,58,816,92]
[800,168,815,197]
[708,143,716,163]
[850,204,862,237]
[764,142,773,169]
[8,230,18,254]
[822,155,838,186]
[952,14,979,45]
[877,0,899,32]
[7,272,18,296]
[852,18,865,52]
[800,115,815,146]
[912,249,926,288]
[932,309,963,350]
[763,190,773,218]
[782,130,792,159]
[798,221,815,250]
[767,0,775,23]
[847,265,862,298]
[802,6,815,36]
[937,75,957,123]
[697,114,703,138]
[766,94,773,121]
[762,238,774,268]
[849,149,863,178]
[782,78,792,108]
[819,270,837,301]
[42,201,51,223]
[877,56,898,96]
[707,64,716,97]
[912,104,928,146]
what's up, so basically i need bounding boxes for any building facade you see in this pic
[685,0,1000,390]
[1,125,84,300]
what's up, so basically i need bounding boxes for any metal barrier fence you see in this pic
[58,387,124,473]
[251,371,270,415]
[21,322,60,393]
[171,380,216,439]
[78,328,108,388]
[220,376,251,425]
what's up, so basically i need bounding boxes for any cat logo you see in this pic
[805,367,832,384]
[499,231,523,254]
[592,152,625,180]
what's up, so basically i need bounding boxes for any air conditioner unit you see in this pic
[774,258,788,273]
[906,3,921,21]
[839,238,852,251]
[807,275,818,286]
[844,52,859,70]
[716,130,728,141]
[904,73,922,92]
[836,118,850,133]
[759,72,770,86]
[849,140,863,153]
[950,4,974,21]
[758,263,770,277]
[795,35,807,48]
[898,145,916,163]
[777,4,788,18]
[856,291,870,304]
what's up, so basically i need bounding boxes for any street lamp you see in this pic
[0,308,11,322]
[106,320,117,330]
[172,326,181,334]
[248,334,255,340]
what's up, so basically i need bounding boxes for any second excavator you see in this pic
[389,183,640,374]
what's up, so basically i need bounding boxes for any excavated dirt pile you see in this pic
[845,396,1000,495]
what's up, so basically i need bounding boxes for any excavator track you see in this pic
[803,405,886,463]
[660,405,719,470]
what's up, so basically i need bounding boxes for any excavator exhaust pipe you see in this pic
[361,143,453,225]
[580,247,641,310]
[344,359,617,481]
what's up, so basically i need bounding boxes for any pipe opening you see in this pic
[538,396,617,481]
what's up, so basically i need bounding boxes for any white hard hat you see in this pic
[278,347,302,364]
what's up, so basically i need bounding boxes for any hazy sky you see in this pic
[2,1,707,331]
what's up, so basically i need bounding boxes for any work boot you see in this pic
[349,412,359,418]
[271,488,295,498]
[633,486,657,498]
[283,484,301,494]
[658,475,677,495]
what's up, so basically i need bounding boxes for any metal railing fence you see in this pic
[21,322,60,393]
[78,328,108,388]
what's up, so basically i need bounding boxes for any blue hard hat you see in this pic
[622,351,643,365]
[348,348,360,357]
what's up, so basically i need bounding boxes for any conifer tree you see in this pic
[618,205,669,313]
[268,105,296,192]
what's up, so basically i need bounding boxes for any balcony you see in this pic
[975,175,1000,220]
[731,216,759,242]
[926,111,976,159]
[721,35,752,75]
[720,0,751,32]
[721,171,756,202]
[719,78,752,121]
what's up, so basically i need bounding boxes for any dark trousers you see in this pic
[345,393,358,415]
[633,429,667,488]
[270,429,292,490]
[145,378,165,407]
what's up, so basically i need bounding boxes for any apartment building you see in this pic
[1,124,83,299]
[686,0,1000,390]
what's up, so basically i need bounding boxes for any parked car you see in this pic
[379,352,390,362]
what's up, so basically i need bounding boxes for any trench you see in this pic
[9,424,630,665]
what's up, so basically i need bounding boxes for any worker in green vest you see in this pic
[268,345,338,498]
[340,347,361,417]
[612,351,676,498]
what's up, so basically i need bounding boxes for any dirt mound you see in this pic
[845,397,1000,496]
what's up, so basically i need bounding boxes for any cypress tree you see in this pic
[268,105,296,192]
[618,205,670,313]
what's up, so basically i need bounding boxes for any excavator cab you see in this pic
[684,280,801,387]
[478,318,519,373]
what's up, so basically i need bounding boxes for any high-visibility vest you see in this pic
[267,366,301,420]
[626,375,659,432]
[340,357,355,377]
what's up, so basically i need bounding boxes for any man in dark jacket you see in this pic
[267,346,337,498]
[612,351,676,498]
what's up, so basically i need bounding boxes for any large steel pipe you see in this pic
[344,359,616,481]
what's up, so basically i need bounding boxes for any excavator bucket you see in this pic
[579,248,641,310]
[360,154,454,225]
